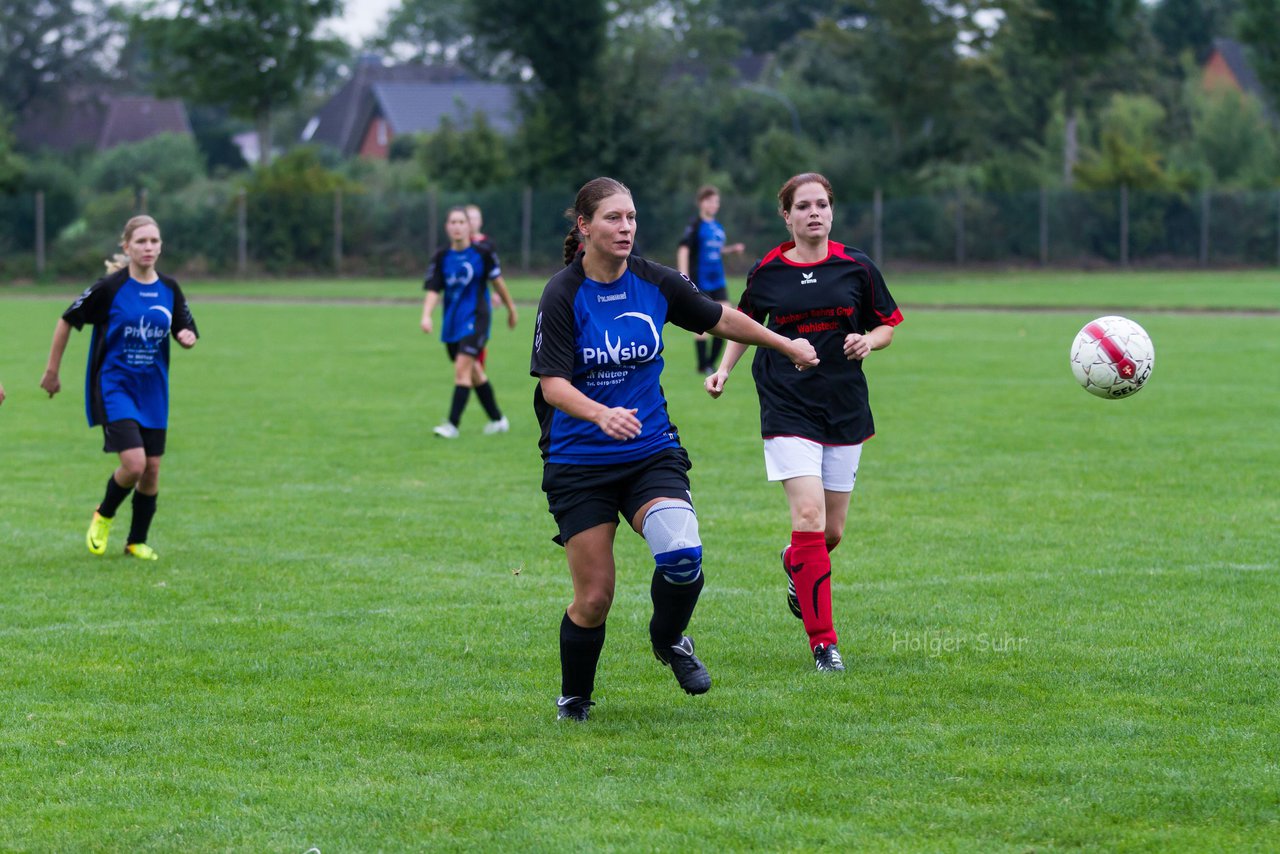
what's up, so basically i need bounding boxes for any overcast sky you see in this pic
[325,0,398,44]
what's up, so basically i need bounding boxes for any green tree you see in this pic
[468,0,607,182]
[1237,0,1280,113]
[0,0,121,117]
[85,133,207,195]
[370,0,491,71]
[1178,84,1277,188]
[133,0,345,165]
[1152,0,1227,63]
[1074,93,1174,189]
[0,110,25,191]
[417,114,513,190]
[1021,0,1140,185]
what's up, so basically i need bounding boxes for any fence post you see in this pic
[1275,190,1279,267]
[1119,184,1129,268]
[333,187,343,273]
[954,191,965,266]
[237,188,247,277]
[35,190,46,278]
[1039,186,1049,266]
[137,187,148,214]
[521,185,532,272]
[427,188,439,261]
[1199,188,1210,268]
[873,187,883,263]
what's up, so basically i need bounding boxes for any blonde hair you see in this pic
[104,215,160,274]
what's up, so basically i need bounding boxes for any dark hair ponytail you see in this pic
[562,220,583,266]
[562,177,631,266]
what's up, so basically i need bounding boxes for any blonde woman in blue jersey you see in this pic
[41,215,199,560]
[531,177,819,722]
[422,206,517,438]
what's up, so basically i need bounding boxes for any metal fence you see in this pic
[3,185,1280,280]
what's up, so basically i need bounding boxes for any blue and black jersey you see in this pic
[530,254,723,465]
[424,244,501,343]
[61,267,198,429]
[677,215,728,293]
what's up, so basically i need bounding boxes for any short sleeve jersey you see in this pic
[530,254,723,465]
[61,268,199,429]
[424,244,501,342]
[738,241,902,445]
[677,216,728,293]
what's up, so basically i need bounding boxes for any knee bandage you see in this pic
[642,499,703,585]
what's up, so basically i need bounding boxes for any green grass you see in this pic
[4,267,1279,312]
[1,273,1278,850]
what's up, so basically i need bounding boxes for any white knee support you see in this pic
[642,499,703,585]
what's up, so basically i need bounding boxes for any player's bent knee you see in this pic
[642,499,703,585]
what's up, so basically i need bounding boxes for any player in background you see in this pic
[40,215,199,560]
[705,172,903,673]
[677,184,745,374]
[422,206,518,438]
[0,380,5,406]
[465,203,493,252]
[531,177,818,722]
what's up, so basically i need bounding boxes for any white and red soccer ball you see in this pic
[1070,316,1155,399]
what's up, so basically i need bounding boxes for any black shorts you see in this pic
[701,287,730,303]
[102,419,166,456]
[446,333,488,362]
[542,447,692,546]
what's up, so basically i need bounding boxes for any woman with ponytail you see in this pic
[530,177,819,722]
[41,215,199,560]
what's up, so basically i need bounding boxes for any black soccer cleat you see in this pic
[813,643,846,673]
[654,635,712,695]
[556,695,594,722]
[782,547,802,620]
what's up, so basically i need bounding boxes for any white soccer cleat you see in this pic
[483,416,510,435]
[433,422,460,439]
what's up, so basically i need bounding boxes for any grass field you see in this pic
[1,270,1278,850]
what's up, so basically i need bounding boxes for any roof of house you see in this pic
[16,91,192,153]
[304,60,515,155]
[370,81,517,136]
[1208,37,1277,123]
[1212,38,1267,99]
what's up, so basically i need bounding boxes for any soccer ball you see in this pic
[1070,315,1154,399]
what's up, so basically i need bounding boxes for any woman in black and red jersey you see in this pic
[705,172,903,673]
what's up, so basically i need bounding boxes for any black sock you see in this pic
[560,612,606,700]
[98,475,132,518]
[649,571,704,649]
[709,336,724,367]
[128,491,157,546]
[448,385,471,426]
[695,339,708,371]
[474,382,502,421]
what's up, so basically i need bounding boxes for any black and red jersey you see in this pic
[738,241,902,445]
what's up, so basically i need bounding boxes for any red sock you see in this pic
[787,530,837,650]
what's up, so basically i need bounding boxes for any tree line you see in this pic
[2,0,1279,276]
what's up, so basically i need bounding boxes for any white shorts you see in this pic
[762,437,863,493]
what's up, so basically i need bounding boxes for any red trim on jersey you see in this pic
[1085,321,1137,379]
[775,240,839,267]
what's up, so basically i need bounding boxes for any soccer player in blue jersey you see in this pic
[421,206,518,438]
[706,173,903,674]
[40,215,199,560]
[531,177,819,722]
[677,185,745,374]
